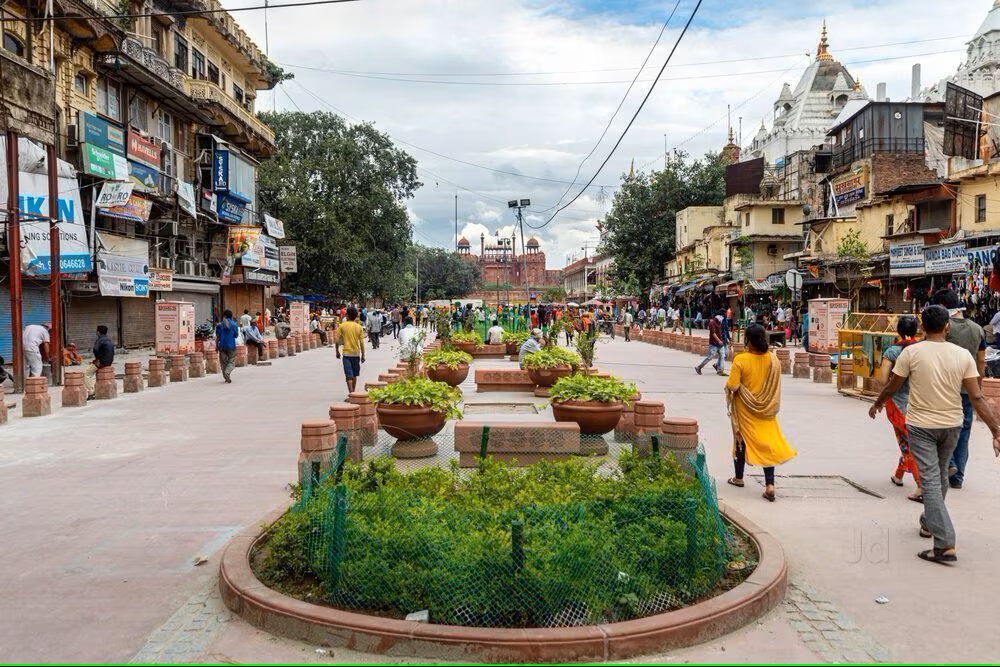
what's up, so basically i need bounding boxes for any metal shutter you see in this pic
[0,285,53,360]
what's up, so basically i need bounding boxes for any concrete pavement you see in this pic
[2,331,998,663]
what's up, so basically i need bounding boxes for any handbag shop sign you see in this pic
[924,243,968,274]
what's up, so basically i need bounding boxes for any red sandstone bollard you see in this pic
[793,352,811,379]
[0,396,6,424]
[278,339,288,358]
[235,344,248,367]
[246,343,259,365]
[286,337,297,356]
[348,391,378,445]
[267,339,278,360]
[329,402,363,462]
[204,351,220,375]
[662,417,699,475]
[62,369,87,407]
[94,366,118,399]
[298,420,338,487]
[169,355,189,382]
[614,392,643,444]
[364,381,387,392]
[124,361,144,392]
[632,399,666,457]
[775,348,791,375]
[188,352,206,378]
[147,357,168,387]
[810,353,832,384]
[22,376,52,417]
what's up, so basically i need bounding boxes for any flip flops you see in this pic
[727,477,745,488]
[890,476,904,487]
[762,489,776,502]
[918,548,957,565]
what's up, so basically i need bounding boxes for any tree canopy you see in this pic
[412,244,481,302]
[257,111,421,299]
[600,151,726,297]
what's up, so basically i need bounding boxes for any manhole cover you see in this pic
[747,475,883,499]
[463,403,539,415]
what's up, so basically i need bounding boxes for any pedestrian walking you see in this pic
[84,325,115,399]
[366,309,383,349]
[335,306,366,394]
[869,305,1000,565]
[623,309,633,342]
[725,324,797,502]
[22,322,51,378]
[216,310,239,383]
[695,311,728,376]
[877,315,924,502]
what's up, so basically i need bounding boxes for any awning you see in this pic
[675,281,698,294]
[746,279,774,293]
[715,280,738,294]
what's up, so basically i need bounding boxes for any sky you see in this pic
[227,0,995,268]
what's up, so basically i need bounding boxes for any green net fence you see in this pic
[265,430,745,629]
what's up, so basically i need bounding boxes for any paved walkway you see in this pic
[2,332,999,663]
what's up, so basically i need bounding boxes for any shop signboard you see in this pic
[889,241,926,276]
[80,112,126,155]
[279,245,297,273]
[82,143,127,179]
[95,181,134,208]
[831,165,868,208]
[968,245,998,271]
[128,160,160,194]
[263,214,285,239]
[259,234,280,271]
[148,268,173,291]
[127,131,160,169]
[96,232,150,298]
[102,194,152,222]
[217,194,245,224]
[244,267,280,285]
[924,243,968,274]
[213,149,229,190]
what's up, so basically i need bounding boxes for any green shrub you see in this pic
[501,330,530,345]
[423,349,473,369]
[451,330,483,345]
[522,347,581,370]
[368,377,463,420]
[549,374,638,405]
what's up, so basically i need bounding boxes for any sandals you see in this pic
[727,477,745,488]
[919,517,932,539]
[890,476,904,487]
[918,548,957,565]
[908,492,924,504]
[762,488,776,502]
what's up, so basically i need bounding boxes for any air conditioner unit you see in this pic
[179,260,195,275]
[767,244,778,256]
[196,262,210,277]
[66,124,79,147]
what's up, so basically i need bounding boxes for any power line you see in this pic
[528,0,706,230]
[14,0,363,22]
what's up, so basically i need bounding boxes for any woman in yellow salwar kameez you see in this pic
[725,324,797,501]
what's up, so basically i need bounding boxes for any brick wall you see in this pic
[871,153,938,195]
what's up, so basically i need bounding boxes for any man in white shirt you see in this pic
[398,316,424,359]
[776,306,787,327]
[656,306,667,331]
[487,320,505,345]
[22,322,51,378]
[239,310,252,328]
[518,329,544,368]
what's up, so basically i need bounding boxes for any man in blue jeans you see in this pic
[932,289,986,489]
[215,309,239,383]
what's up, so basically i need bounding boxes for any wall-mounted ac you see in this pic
[767,244,778,256]
[195,262,210,277]
[179,260,195,275]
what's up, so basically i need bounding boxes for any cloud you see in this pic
[241,0,994,268]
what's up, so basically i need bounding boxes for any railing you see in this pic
[187,78,275,145]
[198,0,268,66]
[121,37,186,91]
[833,138,926,170]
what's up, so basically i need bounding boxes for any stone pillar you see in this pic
[838,364,855,392]
[633,400,666,456]
[147,357,168,387]
[0,395,7,424]
[94,366,118,400]
[364,381,387,392]
[204,351,220,375]
[313,333,323,349]
[22,376,52,417]
[234,344,248,367]
[775,348,791,375]
[169,355,189,383]
[793,352,811,379]
[348,392,378,446]
[268,339,278,360]
[124,361,144,392]
[810,353,832,384]
[329,402,363,462]
[62,369,87,407]
[298,420,338,487]
[246,343,259,366]
[188,352,206,378]
[278,339,288,358]
[287,337,297,356]
[377,373,395,384]
[614,392,643,444]
[662,417,699,476]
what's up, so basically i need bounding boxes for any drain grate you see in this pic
[463,402,539,415]
[747,474,884,499]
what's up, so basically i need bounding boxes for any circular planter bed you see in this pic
[506,341,519,356]
[527,365,575,387]
[376,403,447,441]
[425,362,470,387]
[552,399,624,435]
[453,341,477,354]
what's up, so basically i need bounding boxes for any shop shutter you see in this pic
[121,297,156,348]
[0,285,53,360]
[66,294,120,350]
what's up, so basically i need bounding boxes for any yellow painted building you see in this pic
[953,162,1000,232]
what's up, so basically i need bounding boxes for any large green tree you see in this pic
[600,151,726,296]
[411,244,481,301]
[257,111,421,299]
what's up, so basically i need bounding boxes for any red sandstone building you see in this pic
[457,234,561,303]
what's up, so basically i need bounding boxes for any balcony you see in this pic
[0,51,56,144]
[182,0,278,89]
[187,79,276,156]
[833,138,926,170]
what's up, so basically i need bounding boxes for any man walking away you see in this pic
[239,309,252,329]
[623,309,633,342]
[84,325,115,399]
[390,306,402,339]
[695,311,727,376]
[22,322,51,378]
[366,309,383,349]
[216,310,239,383]
[870,305,1000,565]
[932,289,985,490]
[336,306,366,394]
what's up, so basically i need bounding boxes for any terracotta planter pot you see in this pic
[425,362,470,387]
[552,399,624,435]
[376,403,447,441]
[527,365,575,387]
[505,341,520,356]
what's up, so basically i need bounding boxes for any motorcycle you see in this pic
[985,347,1000,378]
[598,319,615,339]
[195,319,215,341]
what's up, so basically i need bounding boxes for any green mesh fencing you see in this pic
[264,431,742,629]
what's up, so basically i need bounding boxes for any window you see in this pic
[233,83,244,105]
[3,31,24,57]
[207,61,220,86]
[174,34,188,73]
[151,23,165,56]
[156,109,172,143]
[744,212,750,227]
[885,214,894,237]
[771,208,785,224]
[96,79,122,121]
[129,95,149,132]
[977,194,987,223]
[191,49,206,80]
[73,72,88,95]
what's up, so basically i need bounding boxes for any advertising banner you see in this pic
[217,194,246,224]
[968,245,998,271]
[95,181,134,209]
[279,245,297,273]
[924,243,968,274]
[228,225,260,264]
[127,131,160,169]
[148,268,173,291]
[81,112,126,155]
[176,182,197,219]
[96,232,150,298]
[82,143,128,180]
[289,301,308,335]
[889,241,926,276]
[102,194,152,222]
[128,160,159,194]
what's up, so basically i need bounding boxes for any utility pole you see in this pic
[454,193,458,251]
[6,132,24,392]
[415,255,420,304]
[47,143,62,385]
[664,134,668,170]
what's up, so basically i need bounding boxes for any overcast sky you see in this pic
[231,0,993,268]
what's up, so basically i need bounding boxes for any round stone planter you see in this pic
[375,403,447,443]
[453,341,477,355]
[527,365,575,387]
[552,399,624,435]
[425,362,470,387]
[505,341,520,356]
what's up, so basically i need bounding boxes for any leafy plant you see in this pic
[423,349,473,369]
[549,374,638,405]
[501,330,530,346]
[369,377,463,420]
[575,329,598,371]
[521,347,581,370]
[451,330,483,345]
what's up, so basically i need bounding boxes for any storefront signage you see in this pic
[128,160,159,194]
[831,166,868,208]
[213,149,229,190]
[228,225,260,265]
[968,245,998,271]
[102,194,152,222]
[259,234,280,271]
[176,182,197,219]
[217,194,245,224]
[243,267,280,285]
[889,241,925,276]
[924,243,968,274]
[97,252,150,298]
[95,181,134,208]
[82,143,128,180]
[199,188,217,214]
[81,112,125,155]
[279,245,297,273]
[263,214,285,239]
[148,268,173,291]
[127,131,160,169]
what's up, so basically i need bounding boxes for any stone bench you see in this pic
[469,344,507,359]
[454,421,581,467]
[474,368,536,392]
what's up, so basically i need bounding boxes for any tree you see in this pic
[257,111,421,300]
[412,245,481,301]
[836,229,872,312]
[601,151,726,299]
[542,286,567,303]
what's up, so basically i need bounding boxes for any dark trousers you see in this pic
[369,331,381,348]
[734,439,775,485]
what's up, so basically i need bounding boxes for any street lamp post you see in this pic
[508,198,531,310]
